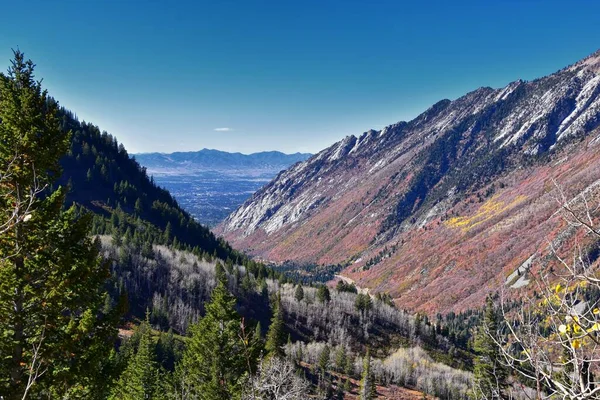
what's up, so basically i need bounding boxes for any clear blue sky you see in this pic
[1,0,599,154]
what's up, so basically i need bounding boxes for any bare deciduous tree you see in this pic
[242,357,309,400]
[489,181,600,399]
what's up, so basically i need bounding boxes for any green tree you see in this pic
[318,345,330,374]
[254,321,262,343]
[294,284,304,302]
[134,198,143,216]
[359,348,377,400]
[317,285,331,303]
[472,297,509,399]
[355,293,372,314]
[175,281,246,399]
[0,50,116,399]
[265,293,286,358]
[215,261,227,285]
[109,319,161,399]
[246,320,263,373]
[163,221,172,245]
[240,270,254,295]
[335,346,347,373]
[156,328,177,371]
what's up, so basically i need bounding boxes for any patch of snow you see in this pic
[419,202,445,228]
[511,275,530,289]
[506,254,535,289]
[555,75,600,142]
[495,80,522,102]
[330,136,356,161]
[590,133,600,146]
[368,158,387,174]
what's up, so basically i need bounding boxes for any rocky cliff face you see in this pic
[216,50,600,314]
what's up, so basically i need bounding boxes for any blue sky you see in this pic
[1,0,599,154]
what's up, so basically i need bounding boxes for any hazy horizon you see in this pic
[132,148,313,156]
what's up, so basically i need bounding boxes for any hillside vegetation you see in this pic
[0,50,477,399]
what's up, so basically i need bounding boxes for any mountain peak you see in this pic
[569,48,600,75]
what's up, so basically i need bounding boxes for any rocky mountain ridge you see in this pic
[216,49,600,314]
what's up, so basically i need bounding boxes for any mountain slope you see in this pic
[56,108,239,260]
[217,50,600,314]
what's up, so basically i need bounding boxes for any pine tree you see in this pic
[335,346,347,373]
[241,270,254,295]
[215,261,227,285]
[176,281,246,399]
[294,284,304,302]
[318,345,330,374]
[163,221,172,245]
[317,285,331,303]
[0,50,116,399]
[254,321,262,342]
[250,321,264,366]
[355,293,372,313]
[109,319,160,399]
[473,297,509,399]
[134,198,143,216]
[156,328,177,371]
[265,293,286,358]
[359,348,377,400]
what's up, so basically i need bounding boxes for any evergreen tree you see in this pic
[215,261,227,285]
[335,346,347,373]
[0,50,116,399]
[473,297,509,399]
[265,293,286,358]
[318,345,330,374]
[294,284,304,302]
[359,348,377,400]
[163,221,172,245]
[240,270,254,295]
[134,198,143,215]
[249,321,264,367]
[156,328,177,371]
[254,321,262,342]
[317,285,331,303]
[109,319,160,399]
[175,281,246,399]
[355,293,373,314]
[296,342,304,364]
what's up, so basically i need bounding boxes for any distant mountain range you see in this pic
[217,49,600,314]
[134,149,312,226]
[135,149,312,176]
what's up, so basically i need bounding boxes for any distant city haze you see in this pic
[135,149,311,226]
[1,1,599,155]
